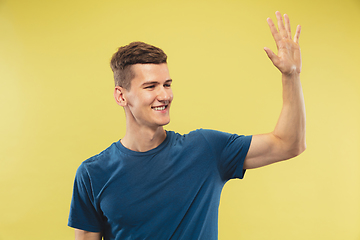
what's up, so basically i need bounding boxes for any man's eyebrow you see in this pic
[141,79,172,86]
[141,81,158,86]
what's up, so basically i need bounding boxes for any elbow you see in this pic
[296,143,306,156]
[289,141,306,158]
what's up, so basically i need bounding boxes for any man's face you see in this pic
[122,63,173,129]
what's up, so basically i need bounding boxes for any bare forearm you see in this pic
[272,73,306,157]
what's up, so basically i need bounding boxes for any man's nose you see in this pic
[157,87,172,101]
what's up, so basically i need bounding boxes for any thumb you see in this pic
[264,47,280,66]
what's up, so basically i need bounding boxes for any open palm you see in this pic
[264,11,302,76]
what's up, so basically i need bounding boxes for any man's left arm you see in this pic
[244,11,306,169]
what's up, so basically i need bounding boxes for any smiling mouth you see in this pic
[152,105,167,111]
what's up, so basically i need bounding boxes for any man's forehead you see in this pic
[131,63,170,82]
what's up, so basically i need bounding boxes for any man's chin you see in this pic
[161,121,170,126]
[158,119,170,127]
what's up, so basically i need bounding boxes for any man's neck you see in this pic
[120,126,167,152]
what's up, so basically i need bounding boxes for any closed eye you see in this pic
[164,79,172,88]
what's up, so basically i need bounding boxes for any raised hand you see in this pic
[244,12,306,170]
[264,11,302,76]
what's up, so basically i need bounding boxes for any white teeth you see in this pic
[153,106,166,111]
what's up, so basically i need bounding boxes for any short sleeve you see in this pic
[68,164,103,232]
[199,129,252,181]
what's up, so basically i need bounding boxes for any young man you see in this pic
[68,12,305,240]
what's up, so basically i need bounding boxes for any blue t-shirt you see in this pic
[68,129,252,240]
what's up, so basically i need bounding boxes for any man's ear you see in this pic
[114,86,127,107]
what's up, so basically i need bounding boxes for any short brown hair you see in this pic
[110,41,167,90]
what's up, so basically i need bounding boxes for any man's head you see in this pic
[110,41,167,90]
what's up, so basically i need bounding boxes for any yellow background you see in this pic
[1,0,359,239]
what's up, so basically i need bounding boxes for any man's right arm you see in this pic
[75,229,102,240]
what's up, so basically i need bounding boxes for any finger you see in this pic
[264,47,280,66]
[276,11,288,38]
[294,25,301,44]
[267,17,282,44]
[284,14,292,40]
